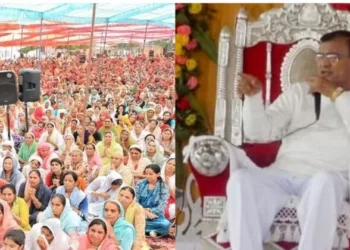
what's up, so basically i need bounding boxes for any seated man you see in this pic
[227,30,350,250]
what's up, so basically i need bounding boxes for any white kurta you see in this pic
[226,83,350,250]
[243,82,350,178]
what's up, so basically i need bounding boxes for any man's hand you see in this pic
[307,76,338,98]
[237,73,262,97]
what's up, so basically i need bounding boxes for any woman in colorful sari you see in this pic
[0,199,20,248]
[161,156,175,220]
[25,218,70,250]
[130,121,147,145]
[143,140,167,167]
[77,218,120,250]
[159,128,175,158]
[73,124,89,150]
[102,152,134,187]
[39,122,63,151]
[39,194,84,235]
[83,142,102,183]
[116,115,133,137]
[18,132,37,166]
[0,156,25,194]
[54,171,88,221]
[1,184,31,231]
[126,145,151,184]
[58,134,79,164]
[118,186,149,250]
[135,164,171,237]
[45,158,65,191]
[86,171,124,218]
[30,121,46,142]
[144,119,161,142]
[18,170,51,226]
[22,156,46,181]
[34,142,59,171]
[65,149,87,191]
[117,129,136,157]
[96,131,123,166]
[102,200,136,250]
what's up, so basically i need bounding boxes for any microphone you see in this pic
[313,92,321,121]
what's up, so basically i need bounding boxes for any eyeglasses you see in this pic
[315,53,349,64]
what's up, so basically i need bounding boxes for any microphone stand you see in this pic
[6,105,10,140]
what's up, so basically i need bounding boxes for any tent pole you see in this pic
[142,20,149,54]
[37,17,43,69]
[10,34,14,59]
[20,25,23,51]
[103,22,109,55]
[81,3,97,146]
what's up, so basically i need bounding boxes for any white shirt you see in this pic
[243,82,350,178]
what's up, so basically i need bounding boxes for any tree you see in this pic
[18,46,37,54]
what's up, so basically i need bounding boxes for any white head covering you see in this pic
[25,218,70,250]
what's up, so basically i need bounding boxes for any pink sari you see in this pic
[0,199,20,246]
[78,218,120,250]
[35,142,58,171]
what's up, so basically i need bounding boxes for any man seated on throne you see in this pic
[227,30,350,250]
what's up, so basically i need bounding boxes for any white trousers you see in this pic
[226,150,348,250]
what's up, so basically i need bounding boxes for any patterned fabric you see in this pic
[135,179,169,216]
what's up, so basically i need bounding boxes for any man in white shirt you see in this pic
[227,30,350,250]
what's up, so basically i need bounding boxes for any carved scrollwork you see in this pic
[190,137,229,177]
[280,39,319,92]
[247,4,350,47]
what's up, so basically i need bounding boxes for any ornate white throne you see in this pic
[180,3,350,250]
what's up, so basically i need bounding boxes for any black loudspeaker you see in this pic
[80,54,86,63]
[19,69,41,102]
[149,50,154,57]
[0,71,18,105]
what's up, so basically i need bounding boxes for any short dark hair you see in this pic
[4,229,25,246]
[320,30,350,54]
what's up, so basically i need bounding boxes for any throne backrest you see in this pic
[215,3,350,166]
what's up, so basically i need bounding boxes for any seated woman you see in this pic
[3,229,25,250]
[54,171,88,221]
[34,142,59,171]
[99,152,134,186]
[86,171,124,218]
[83,142,102,183]
[135,164,171,237]
[102,200,136,250]
[126,145,151,185]
[159,128,175,158]
[117,129,136,157]
[65,149,87,191]
[22,156,46,181]
[18,170,51,226]
[25,218,70,250]
[73,124,89,150]
[39,194,84,236]
[118,186,150,250]
[161,156,176,220]
[39,122,64,151]
[0,199,20,248]
[58,134,79,164]
[0,156,25,194]
[45,158,65,191]
[77,218,120,250]
[143,140,167,167]
[18,132,38,166]
[1,184,31,231]
[96,131,123,166]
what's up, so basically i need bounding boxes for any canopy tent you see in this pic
[0,3,175,47]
